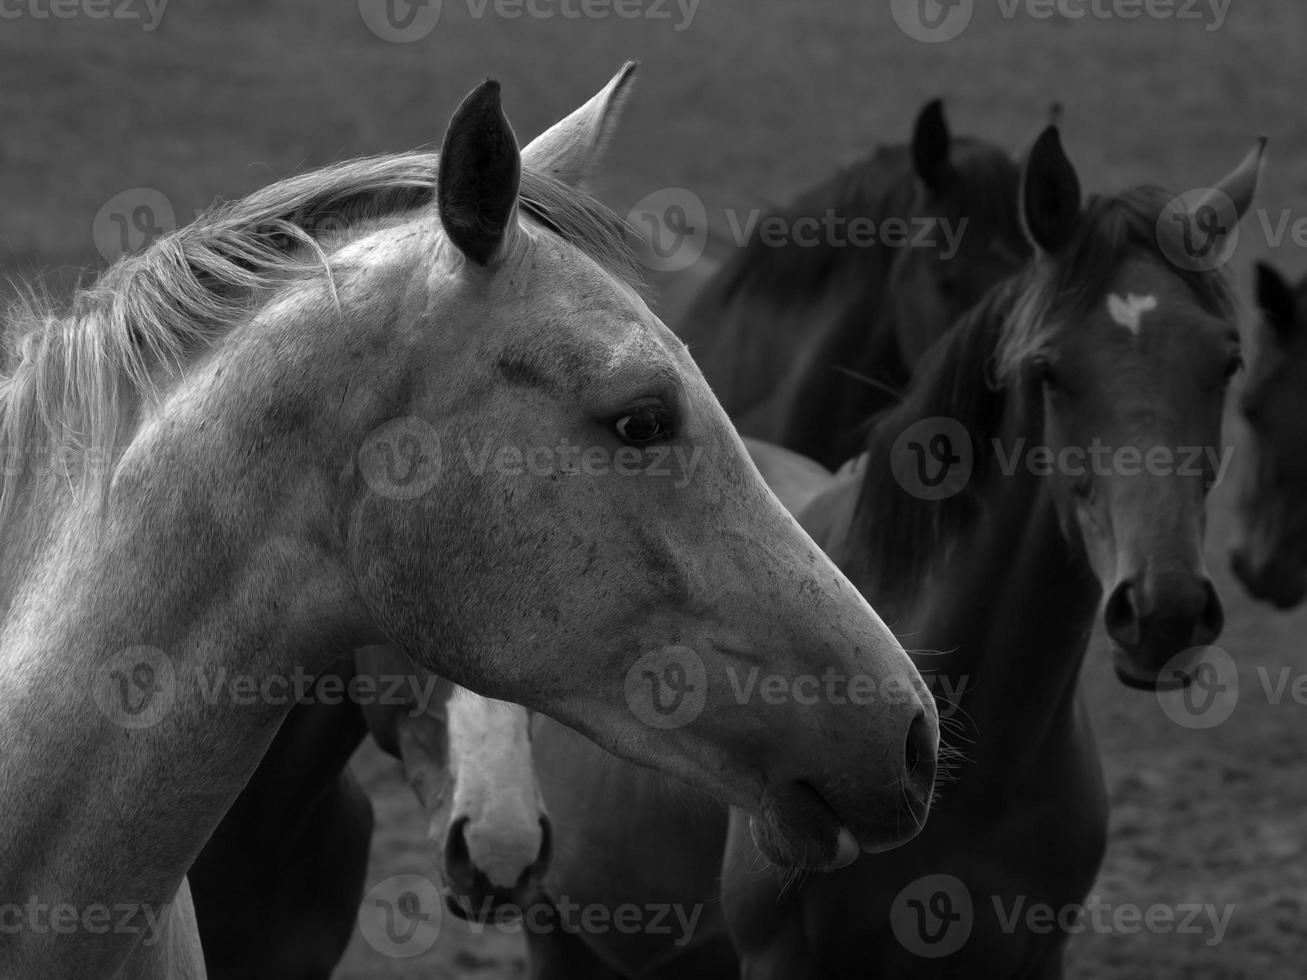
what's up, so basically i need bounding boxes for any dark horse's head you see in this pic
[860,125,1264,690]
[1019,130,1265,689]
[1231,262,1307,608]
[998,128,1262,687]
[824,100,1031,462]
[884,99,1031,369]
[679,100,1029,467]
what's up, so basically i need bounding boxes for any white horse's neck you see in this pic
[0,308,379,977]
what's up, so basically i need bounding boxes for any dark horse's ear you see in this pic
[912,99,952,192]
[1255,261,1301,345]
[438,78,522,266]
[1020,125,1082,257]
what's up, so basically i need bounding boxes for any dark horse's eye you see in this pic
[614,406,671,445]
[1223,354,1244,380]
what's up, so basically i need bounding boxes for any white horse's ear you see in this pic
[1192,136,1267,221]
[438,78,522,266]
[521,61,637,188]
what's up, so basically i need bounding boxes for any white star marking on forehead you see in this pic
[1107,293,1159,335]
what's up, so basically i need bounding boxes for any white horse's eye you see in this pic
[614,406,671,445]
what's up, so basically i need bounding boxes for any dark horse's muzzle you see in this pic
[1105,572,1224,690]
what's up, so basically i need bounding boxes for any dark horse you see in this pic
[527,126,1262,979]
[188,658,373,980]
[1231,261,1307,607]
[675,99,1029,468]
[190,649,552,980]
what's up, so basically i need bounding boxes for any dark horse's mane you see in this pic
[711,139,1021,309]
[678,138,1023,411]
[852,185,1239,603]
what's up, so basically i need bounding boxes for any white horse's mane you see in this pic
[0,150,641,519]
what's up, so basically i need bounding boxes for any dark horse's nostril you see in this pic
[1107,576,1224,657]
[1195,579,1223,646]
[1104,581,1141,648]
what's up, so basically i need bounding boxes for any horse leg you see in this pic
[277,769,374,980]
[191,767,372,980]
[190,666,373,980]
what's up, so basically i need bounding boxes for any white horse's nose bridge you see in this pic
[447,693,545,880]
[459,781,546,890]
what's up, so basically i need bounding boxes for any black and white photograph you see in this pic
[0,1,1302,977]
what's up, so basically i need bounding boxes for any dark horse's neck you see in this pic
[846,290,1105,786]
[914,420,1101,778]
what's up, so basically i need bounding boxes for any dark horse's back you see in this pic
[677,154,912,468]
[674,102,1027,468]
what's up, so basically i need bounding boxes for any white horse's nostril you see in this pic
[442,815,475,888]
